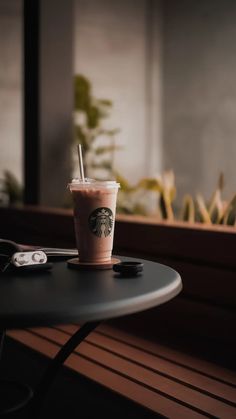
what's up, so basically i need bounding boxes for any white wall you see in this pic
[163,0,236,202]
[0,0,22,184]
[74,0,162,183]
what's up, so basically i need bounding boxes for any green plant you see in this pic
[74,74,120,179]
[0,170,23,205]
[115,170,176,218]
[116,170,236,227]
[115,170,174,217]
[179,172,236,226]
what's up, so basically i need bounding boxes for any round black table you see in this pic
[0,255,182,417]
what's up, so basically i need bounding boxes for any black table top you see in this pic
[0,256,182,330]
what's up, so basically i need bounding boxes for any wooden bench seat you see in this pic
[7,324,236,418]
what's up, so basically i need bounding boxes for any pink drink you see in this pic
[69,180,120,263]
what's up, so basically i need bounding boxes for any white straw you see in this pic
[77,144,85,182]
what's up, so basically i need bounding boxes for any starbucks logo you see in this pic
[88,207,114,238]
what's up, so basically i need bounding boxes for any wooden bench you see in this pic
[8,323,236,418]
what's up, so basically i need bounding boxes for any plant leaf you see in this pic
[208,189,224,222]
[180,194,195,222]
[132,203,147,215]
[74,126,90,151]
[94,145,121,155]
[2,170,23,204]
[161,170,176,202]
[159,191,174,220]
[74,74,91,111]
[116,205,134,215]
[87,105,100,128]
[97,99,113,107]
[137,177,162,192]
[221,194,236,225]
[113,173,134,192]
[196,194,211,223]
[90,161,113,171]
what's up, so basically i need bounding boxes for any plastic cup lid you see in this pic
[68,178,120,189]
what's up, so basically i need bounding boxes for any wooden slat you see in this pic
[55,324,236,402]
[99,324,236,386]
[7,329,205,419]
[7,327,236,418]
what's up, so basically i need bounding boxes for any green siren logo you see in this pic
[88,207,114,238]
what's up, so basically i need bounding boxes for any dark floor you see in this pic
[0,336,161,419]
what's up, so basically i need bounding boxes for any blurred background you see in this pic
[1,0,236,219]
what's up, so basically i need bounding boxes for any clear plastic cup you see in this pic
[68,179,120,263]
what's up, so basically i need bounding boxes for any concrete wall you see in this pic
[163,0,236,202]
[1,0,236,206]
[0,0,22,184]
[74,0,160,183]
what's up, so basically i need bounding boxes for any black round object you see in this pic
[113,261,144,276]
